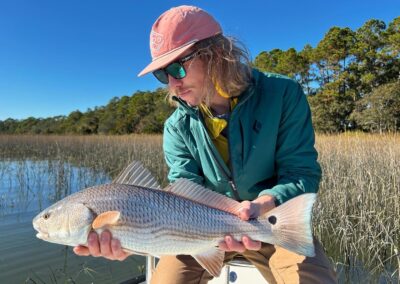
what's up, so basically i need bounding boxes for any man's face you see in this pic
[167,50,207,106]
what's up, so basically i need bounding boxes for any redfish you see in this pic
[33,162,316,276]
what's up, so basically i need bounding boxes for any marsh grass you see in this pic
[0,133,399,283]
[315,133,399,283]
[0,134,167,185]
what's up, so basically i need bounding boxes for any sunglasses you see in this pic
[152,50,200,84]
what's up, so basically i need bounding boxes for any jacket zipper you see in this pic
[174,89,255,202]
[227,98,240,200]
[227,92,254,201]
[196,109,241,200]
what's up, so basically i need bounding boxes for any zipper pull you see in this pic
[229,180,241,201]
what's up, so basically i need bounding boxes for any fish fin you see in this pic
[92,211,121,229]
[193,247,225,277]
[165,179,241,215]
[112,161,161,189]
[260,193,316,257]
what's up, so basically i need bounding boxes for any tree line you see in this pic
[1,17,399,134]
[0,89,175,135]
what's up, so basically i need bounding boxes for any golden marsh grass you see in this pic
[315,133,399,281]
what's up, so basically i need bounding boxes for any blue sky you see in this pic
[0,0,399,120]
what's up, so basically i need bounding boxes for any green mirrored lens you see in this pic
[166,63,186,79]
[153,70,169,84]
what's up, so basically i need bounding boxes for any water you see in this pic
[0,160,145,284]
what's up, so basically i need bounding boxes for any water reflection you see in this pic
[0,160,144,284]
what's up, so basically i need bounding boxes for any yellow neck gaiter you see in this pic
[214,80,230,98]
[199,86,238,165]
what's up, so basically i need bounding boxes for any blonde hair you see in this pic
[168,34,252,106]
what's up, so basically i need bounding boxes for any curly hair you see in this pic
[168,34,253,106]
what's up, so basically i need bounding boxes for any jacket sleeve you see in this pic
[163,121,204,185]
[258,81,321,205]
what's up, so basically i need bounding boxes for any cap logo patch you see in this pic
[151,31,164,52]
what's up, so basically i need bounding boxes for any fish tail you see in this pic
[259,193,316,257]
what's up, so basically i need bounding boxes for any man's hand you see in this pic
[73,230,131,261]
[219,195,276,252]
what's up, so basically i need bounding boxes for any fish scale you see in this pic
[33,161,317,277]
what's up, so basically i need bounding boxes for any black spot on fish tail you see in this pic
[268,215,277,225]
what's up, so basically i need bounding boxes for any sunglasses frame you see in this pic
[152,49,201,84]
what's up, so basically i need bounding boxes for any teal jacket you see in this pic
[163,69,321,205]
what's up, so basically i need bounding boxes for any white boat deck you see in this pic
[142,256,267,284]
[209,264,267,284]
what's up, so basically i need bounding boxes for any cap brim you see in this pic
[137,42,196,77]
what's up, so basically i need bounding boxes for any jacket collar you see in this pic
[172,96,200,117]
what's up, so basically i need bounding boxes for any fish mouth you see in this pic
[36,232,49,240]
[33,221,49,239]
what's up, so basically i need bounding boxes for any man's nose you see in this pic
[168,75,183,88]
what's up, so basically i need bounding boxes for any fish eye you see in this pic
[43,213,51,220]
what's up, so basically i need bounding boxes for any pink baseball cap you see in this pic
[137,5,222,77]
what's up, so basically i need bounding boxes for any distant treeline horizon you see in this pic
[1,17,399,134]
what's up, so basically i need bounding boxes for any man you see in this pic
[74,5,337,284]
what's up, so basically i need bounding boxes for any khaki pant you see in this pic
[150,238,337,284]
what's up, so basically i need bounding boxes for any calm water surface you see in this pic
[0,160,145,284]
